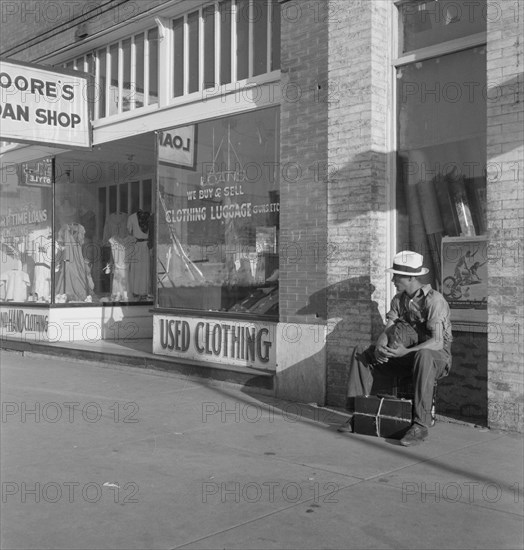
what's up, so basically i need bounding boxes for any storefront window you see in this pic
[0,158,53,303]
[396,46,487,288]
[157,107,280,316]
[53,134,155,304]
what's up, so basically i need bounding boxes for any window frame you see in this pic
[391,0,488,331]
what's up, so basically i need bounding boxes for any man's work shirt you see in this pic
[386,284,453,355]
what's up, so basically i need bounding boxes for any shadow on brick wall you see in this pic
[298,276,385,407]
[321,144,490,425]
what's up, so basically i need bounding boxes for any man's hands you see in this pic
[374,343,410,363]
[373,345,390,364]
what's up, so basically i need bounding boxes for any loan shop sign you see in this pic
[153,315,276,370]
[0,60,91,148]
[158,126,196,169]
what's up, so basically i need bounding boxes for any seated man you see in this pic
[338,250,452,446]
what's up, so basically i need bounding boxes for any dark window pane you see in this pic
[142,179,152,212]
[135,33,145,107]
[204,4,215,89]
[188,11,200,93]
[109,185,117,214]
[219,0,232,84]
[122,38,132,111]
[98,186,106,241]
[173,17,185,97]
[109,43,119,115]
[119,183,128,213]
[236,0,249,79]
[130,180,140,213]
[97,48,106,118]
[253,0,268,76]
[271,0,280,70]
[148,28,159,104]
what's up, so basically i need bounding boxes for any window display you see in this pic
[0,158,53,303]
[396,47,487,289]
[157,107,280,316]
[53,184,98,303]
[52,133,155,304]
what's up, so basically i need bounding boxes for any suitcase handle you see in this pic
[375,398,385,437]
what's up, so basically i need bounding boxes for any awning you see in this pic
[0,141,69,165]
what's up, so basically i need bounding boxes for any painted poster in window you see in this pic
[441,236,487,324]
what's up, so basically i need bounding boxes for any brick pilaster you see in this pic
[486,0,524,432]
[325,0,391,407]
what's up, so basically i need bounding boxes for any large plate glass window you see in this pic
[396,0,487,295]
[54,134,155,304]
[157,107,280,316]
[0,157,53,303]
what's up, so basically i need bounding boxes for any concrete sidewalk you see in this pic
[1,349,523,550]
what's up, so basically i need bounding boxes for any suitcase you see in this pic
[353,395,413,439]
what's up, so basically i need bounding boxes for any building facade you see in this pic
[1,0,522,432]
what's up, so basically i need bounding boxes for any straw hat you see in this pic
[386,251,429,276]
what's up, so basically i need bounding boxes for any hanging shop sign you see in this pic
[153,314,276,370]
[20,157,53,187]
[157,125,196,169]
[0,59,91,149]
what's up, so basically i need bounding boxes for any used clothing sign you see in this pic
[0,59,91,149]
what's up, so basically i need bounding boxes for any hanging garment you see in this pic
[0,268,30,301]
[108,235,134,300]
[55,223,93,301]
[102,212,129,243]
[127,212,150,297]
[28,228,53,302]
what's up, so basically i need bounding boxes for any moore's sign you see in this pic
[0,59,91,148]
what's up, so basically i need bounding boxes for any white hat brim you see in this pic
[385,267,430,276]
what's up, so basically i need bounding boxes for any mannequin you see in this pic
[103,211,133,301]
[127,209,151,299]
[55,222,93,301]
[0,259,31,301]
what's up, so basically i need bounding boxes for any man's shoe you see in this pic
[399,424,428,447]
[337,417,353,433]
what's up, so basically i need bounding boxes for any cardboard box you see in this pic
[353,395,412,439]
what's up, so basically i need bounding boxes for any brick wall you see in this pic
[279,0,328,326]
[439,332,488,424]
[325,0,391,407]
[486,0,524,432]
